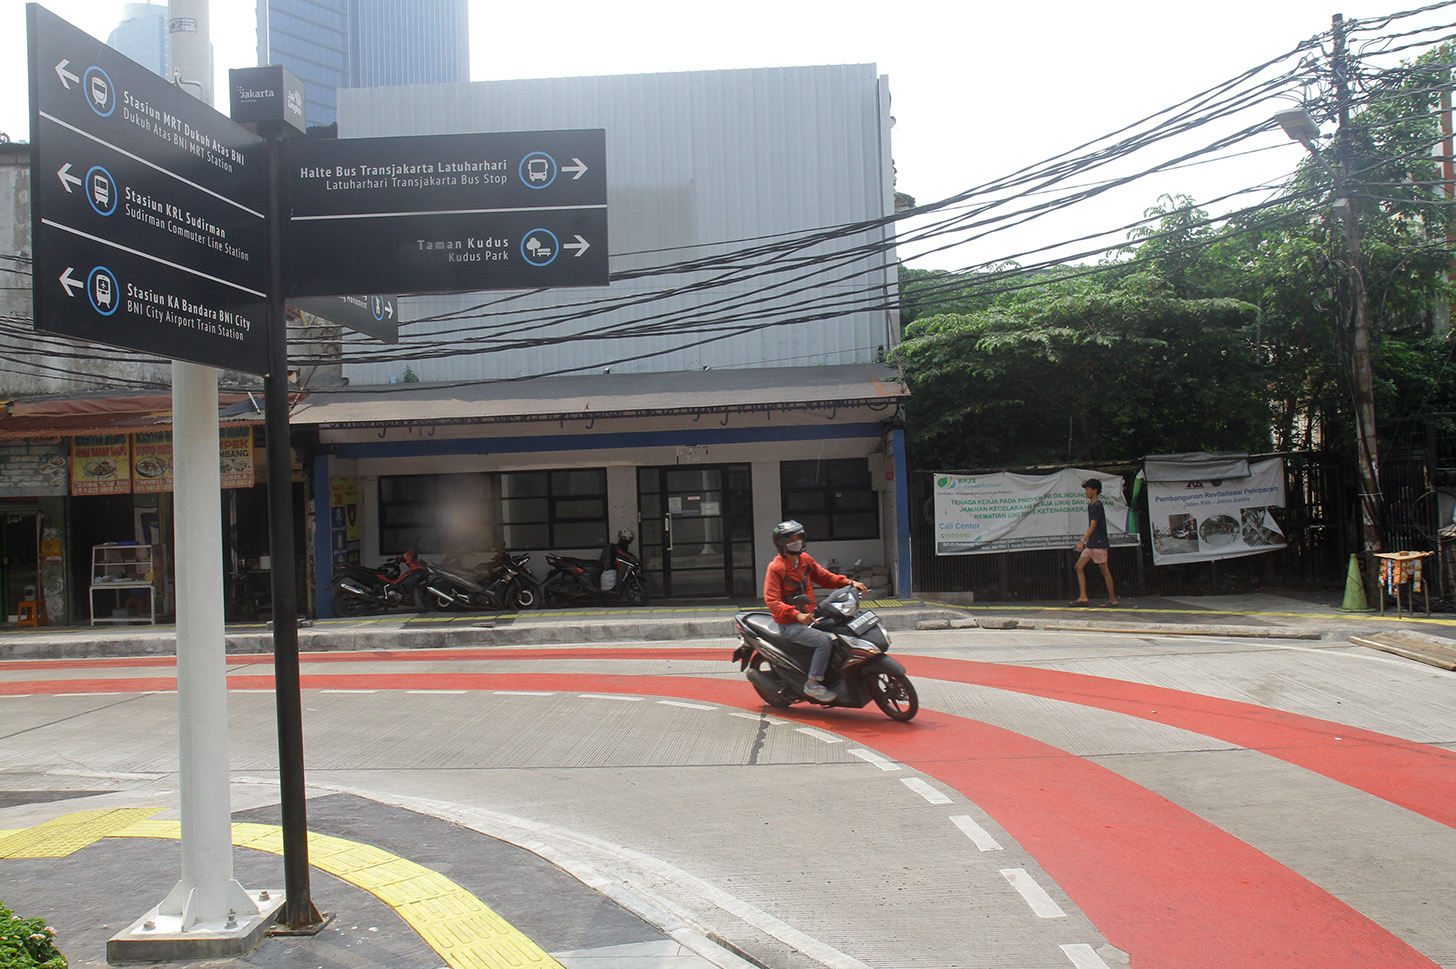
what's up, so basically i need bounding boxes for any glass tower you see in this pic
[108,3,170,79]
[256,0,469,128]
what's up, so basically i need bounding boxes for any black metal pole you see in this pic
[263,131,323,931]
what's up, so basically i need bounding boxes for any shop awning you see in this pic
[0,393,260,440]
[288,363,908,429]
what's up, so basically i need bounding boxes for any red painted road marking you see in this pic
[5,656,1448,968]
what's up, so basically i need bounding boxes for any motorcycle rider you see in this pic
[764,520,868,702]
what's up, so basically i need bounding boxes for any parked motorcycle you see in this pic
[542,529,649,607]
[329,546,431,616]
[732,585,918,720]
[419,551,542,611]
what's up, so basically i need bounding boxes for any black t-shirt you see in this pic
[1087,499,1109,549]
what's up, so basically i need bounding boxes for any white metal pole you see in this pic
[157,0,254,931]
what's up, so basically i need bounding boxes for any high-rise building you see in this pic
[256,0,469,128]
[107,3,169,79]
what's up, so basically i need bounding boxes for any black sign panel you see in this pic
[28,4,270,375]
[283,129,608,297]
[290,294,401,344]
[229,65,306,133]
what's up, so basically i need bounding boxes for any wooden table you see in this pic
[1375,551,1435,618]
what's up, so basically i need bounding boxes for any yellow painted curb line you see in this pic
[1,810,564,969]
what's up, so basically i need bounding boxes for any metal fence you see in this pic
[909,452,1360,601]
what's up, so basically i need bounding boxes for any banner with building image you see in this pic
[1145,454,1287,565]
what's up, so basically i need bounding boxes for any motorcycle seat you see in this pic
[550,555,601,570]
[736,612,780,640]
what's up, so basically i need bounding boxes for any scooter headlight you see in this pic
[821,598,856,619]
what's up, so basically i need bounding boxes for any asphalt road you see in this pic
[2,626,1454,969]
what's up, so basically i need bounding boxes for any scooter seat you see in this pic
[736,611,780,640]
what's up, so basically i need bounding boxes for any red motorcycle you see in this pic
[329,545,431,615]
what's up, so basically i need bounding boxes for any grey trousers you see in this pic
[776,621,836,679]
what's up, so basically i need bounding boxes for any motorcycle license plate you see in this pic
[847,610,879,633]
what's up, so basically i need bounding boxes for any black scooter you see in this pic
[419,551,541,611]
[330,546,431,615]
[542,533,649,607]
[732,585,918,720]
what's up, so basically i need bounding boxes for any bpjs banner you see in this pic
[933,468,1135,555]
[1145,455,1287,565]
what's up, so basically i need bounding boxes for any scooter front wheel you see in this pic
[868,670,919,721]
[509,584,540,610]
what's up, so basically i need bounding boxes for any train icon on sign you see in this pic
[83,66,116,117]
[86,166,117,216]
[86,266,119,316]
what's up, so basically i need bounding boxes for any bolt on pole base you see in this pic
[108,890,285,963]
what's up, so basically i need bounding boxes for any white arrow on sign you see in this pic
[55,59,79,89]
[564,235,591,257]
[57,163,82,193]
[384,300,394,319]
[562,158,589,180]
[59,267,83,297]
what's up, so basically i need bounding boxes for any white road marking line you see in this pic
[1060,943,1112,968]
[847,748,901,771]
[494,690,555,696]
[949,814,1003,851]
[407,689,467,694]
[796,727,843,744]
[579,694,643,701]
[901,777,952,804]
[728,711,788,725]
[1001,868,1067,918]
[321,689,377,694]
[658,700,716,710]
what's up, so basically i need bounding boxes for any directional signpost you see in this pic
[27,6,614,949]
[28,4,269,376]
[283,129,608,296]
[289,294,400,344]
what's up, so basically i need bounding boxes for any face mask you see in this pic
[784,540,804,553]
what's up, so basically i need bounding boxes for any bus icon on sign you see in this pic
[527,158,549,182]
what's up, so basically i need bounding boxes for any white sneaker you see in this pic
[803,680,836,703]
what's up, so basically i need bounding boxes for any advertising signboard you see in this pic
[283,128,608,296]
[28,3,270,375]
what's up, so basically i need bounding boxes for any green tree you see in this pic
[894,273,1267,468]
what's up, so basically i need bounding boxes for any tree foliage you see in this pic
[893,43,1456,472]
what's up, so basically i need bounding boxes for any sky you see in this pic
[4,0,1455,271]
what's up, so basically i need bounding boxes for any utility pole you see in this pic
[1332,13,1384,563]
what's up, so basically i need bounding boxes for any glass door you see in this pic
[638,464,754,598]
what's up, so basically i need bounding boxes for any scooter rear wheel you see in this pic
[329,578,371,617]
[509,584,539,610]
[623,573,649,606]
[868,670,919,721]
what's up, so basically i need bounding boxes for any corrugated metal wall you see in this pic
[337,64,898,385]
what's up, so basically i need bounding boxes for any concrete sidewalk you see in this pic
[3,590,1455,665]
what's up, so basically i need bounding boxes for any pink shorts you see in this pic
[1079,547,1109,564]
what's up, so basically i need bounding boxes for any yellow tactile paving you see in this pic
[2,810,564,969]
[0,808,161,858]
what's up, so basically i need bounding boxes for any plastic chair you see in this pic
[17,597,48,627]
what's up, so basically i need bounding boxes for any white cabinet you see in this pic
[90,544,155,625]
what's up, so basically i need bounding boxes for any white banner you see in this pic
[933,468,1135,555]
[1147,456,1287,565]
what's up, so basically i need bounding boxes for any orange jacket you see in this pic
[764,552,849,625]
